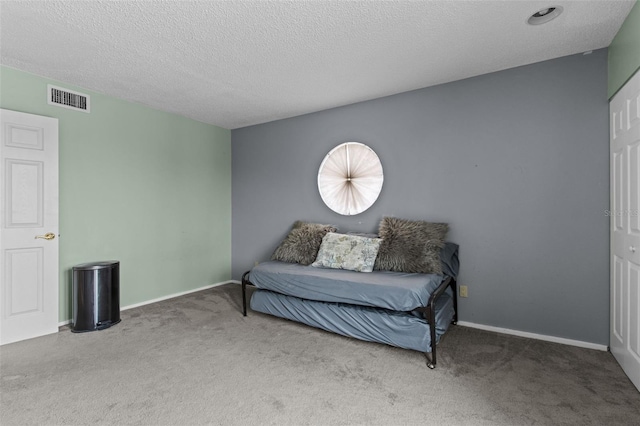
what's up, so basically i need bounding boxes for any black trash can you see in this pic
[71,261,120,332]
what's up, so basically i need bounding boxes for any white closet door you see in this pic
[610,70,640,392]
[0,109,59,345]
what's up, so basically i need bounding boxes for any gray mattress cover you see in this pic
[250,289,455,353]
[249,261,446,312]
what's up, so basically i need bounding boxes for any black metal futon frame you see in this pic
[241,271,458,369]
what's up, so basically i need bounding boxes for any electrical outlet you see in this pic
[254,261,259,267]
[459,285,468,298]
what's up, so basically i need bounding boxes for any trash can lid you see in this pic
[73,261,119,270]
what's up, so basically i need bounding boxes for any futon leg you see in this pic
[241,271,251,316]
[242,281,247,316]
[427,329,437,369]
[451,278,458,324]
[426,303,437,369]
[425,352,435,369]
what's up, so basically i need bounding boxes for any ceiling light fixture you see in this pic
[528,6,563,25]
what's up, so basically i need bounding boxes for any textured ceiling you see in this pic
[0,1,635,129]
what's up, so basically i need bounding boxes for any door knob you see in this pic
[35,232,56,241]
[631,246,637,253]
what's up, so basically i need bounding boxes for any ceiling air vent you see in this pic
[47,84,90,113]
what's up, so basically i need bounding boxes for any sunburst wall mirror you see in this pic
[317,142,384,216]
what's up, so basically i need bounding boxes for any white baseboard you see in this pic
[456,321,608,351]
[58,280,241,327]
[120,280,240,311]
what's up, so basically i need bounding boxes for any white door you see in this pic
[610,70,640,392]
[0,109,59,345]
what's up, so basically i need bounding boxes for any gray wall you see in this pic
[232,49,610,345]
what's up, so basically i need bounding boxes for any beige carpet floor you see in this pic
[1,283,639,425]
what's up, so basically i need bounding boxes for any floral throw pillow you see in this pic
[312,233,382,273]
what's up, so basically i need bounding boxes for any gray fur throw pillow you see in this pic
[374,217,448,274]
[271,221,338,265]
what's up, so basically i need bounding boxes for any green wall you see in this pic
[0,66,232,321]
[609,0,640,98]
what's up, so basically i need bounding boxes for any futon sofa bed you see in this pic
[241,217,459,368]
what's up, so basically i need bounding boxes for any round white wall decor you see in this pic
[317,142,384,216]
